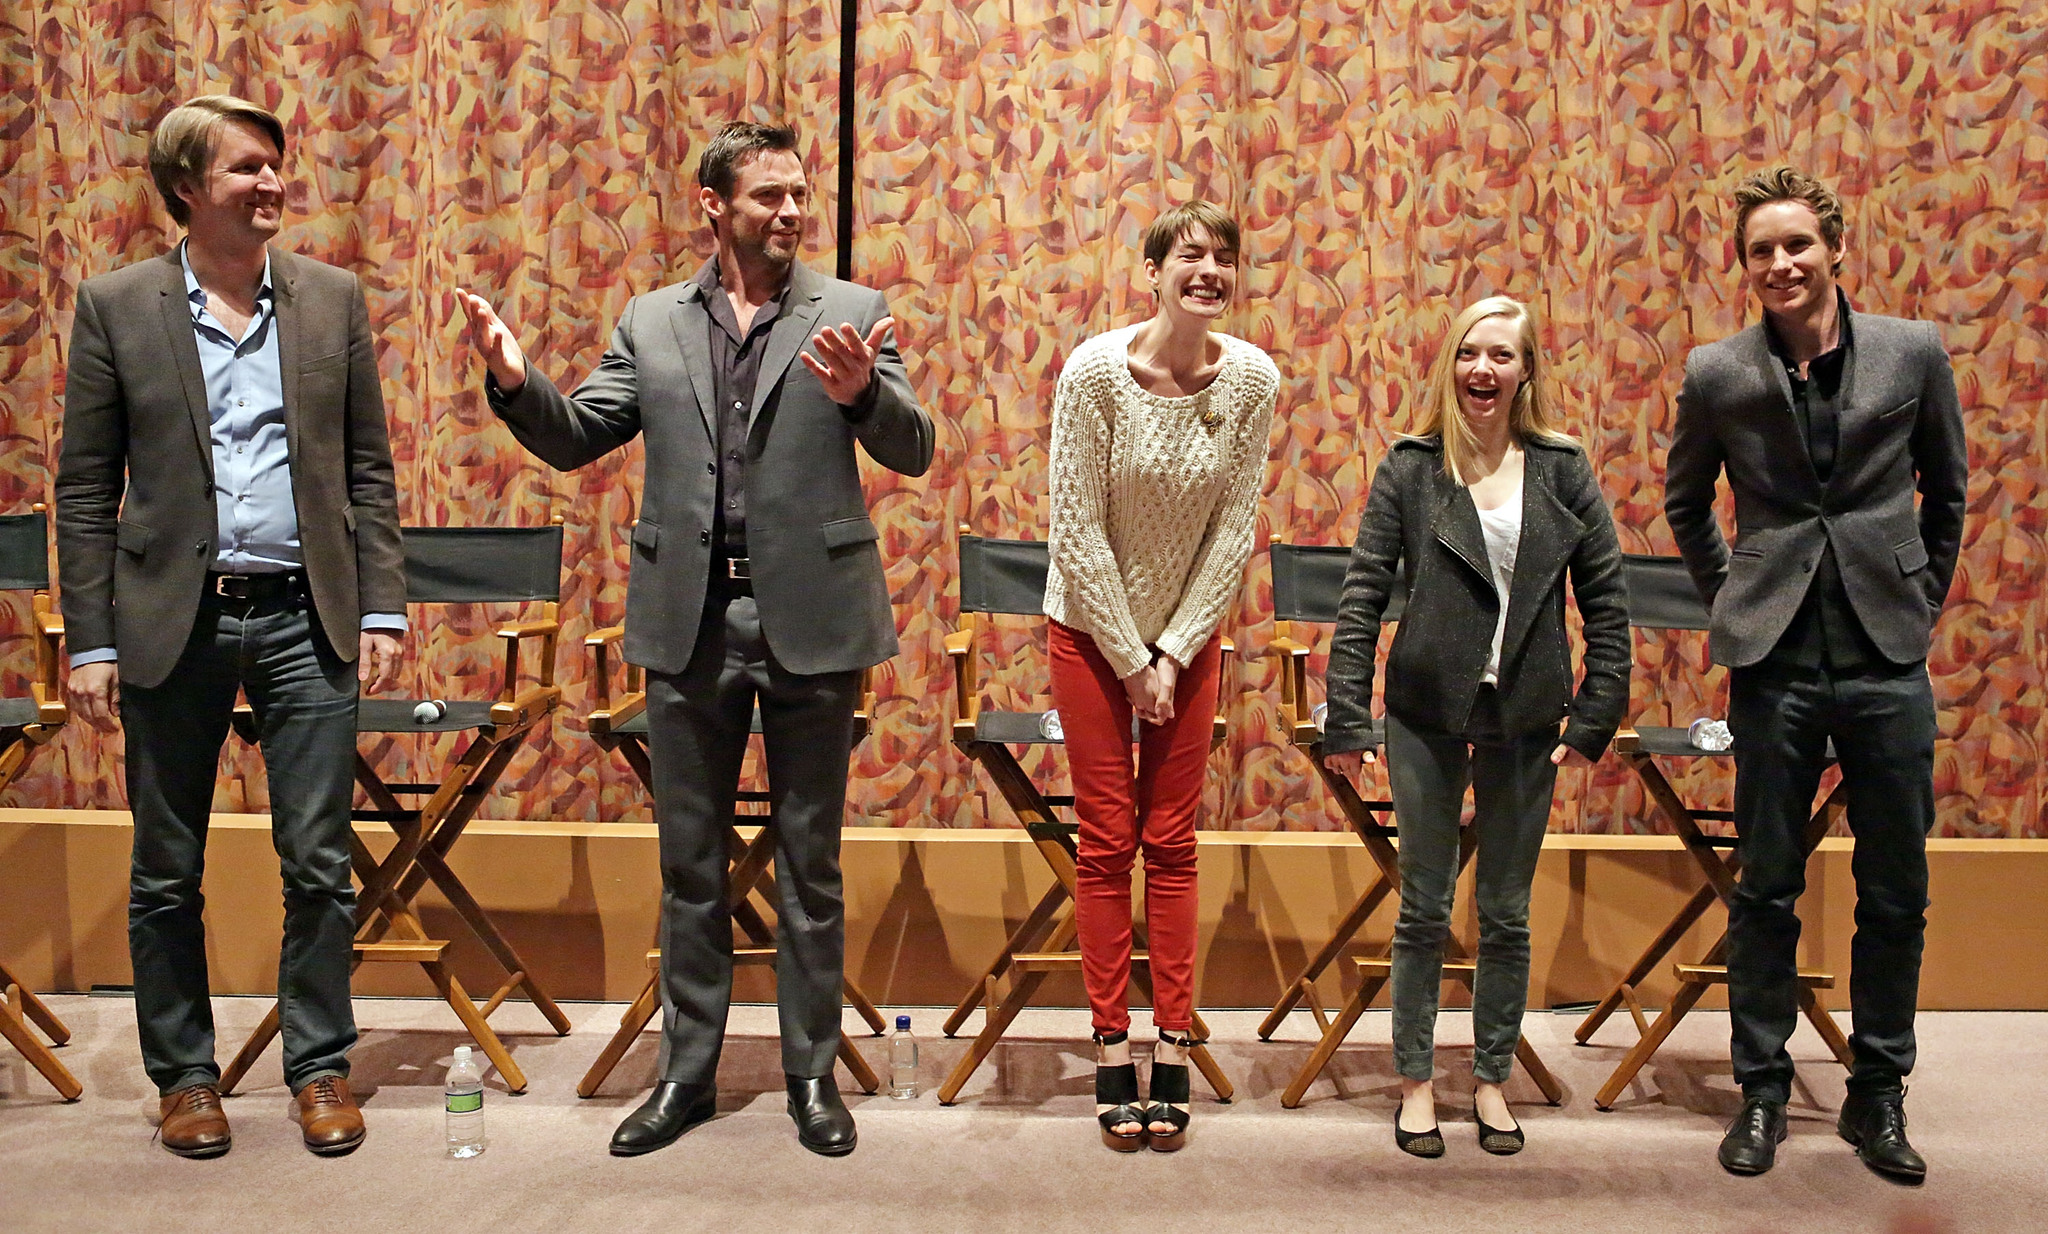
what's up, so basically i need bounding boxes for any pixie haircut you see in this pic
[697,121,801,198]
[149,95,287,227]
[1142,201,1241,268]
[1409,296,1576,485]
[1734,166,1846,272]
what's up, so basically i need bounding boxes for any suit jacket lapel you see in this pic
[1432,467,1492,587]
[1749,324,1824,494]
[154,249,215,485]
[269,248,304,468]
[669,262,718,444]
[749,262,826,430]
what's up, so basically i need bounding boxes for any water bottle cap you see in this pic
[453,1045,472,1060]
[895,1015,911,1030]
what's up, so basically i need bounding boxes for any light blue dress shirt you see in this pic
[69,245,403,669]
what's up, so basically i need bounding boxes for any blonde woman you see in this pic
[1320,297,1628,1156]
[1044,201,1279,1152]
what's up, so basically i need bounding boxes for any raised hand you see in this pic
[801,316,894,406]
[455,288,528,392]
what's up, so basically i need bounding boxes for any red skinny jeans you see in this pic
[1048,621,1221,1036]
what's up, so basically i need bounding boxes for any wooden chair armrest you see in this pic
[497,601,561,702]
[1267,634,1309,656]
[947,615,982,734]
[584,623,633,714]
[586,624,626,647]
[496,618,561,640]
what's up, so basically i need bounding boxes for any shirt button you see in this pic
[237,399,246,407]
[733,401,743,411]
[728,498,738,508]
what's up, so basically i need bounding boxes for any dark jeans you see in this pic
[122,594,360,1095]
[644,587,860,1088]
[1727,658,1936,1104]
[1383,688,1559,1084]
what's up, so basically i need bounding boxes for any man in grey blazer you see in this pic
[457,121,934,1158]
[1666,167,1967,1182]
[57,96,407,1157]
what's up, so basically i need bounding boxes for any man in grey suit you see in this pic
[1666,166,1967,1182]
[57,95,407,1157]
[456,121,934,1157]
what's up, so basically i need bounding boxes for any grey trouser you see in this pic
[645,586,860,1088]
[1383,688,1558,1084]
[122,592,360,1095]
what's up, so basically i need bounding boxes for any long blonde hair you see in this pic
[1409,296,1576,484]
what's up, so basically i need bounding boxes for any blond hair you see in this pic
[1409,296,1576,484]
[148,95,286,227]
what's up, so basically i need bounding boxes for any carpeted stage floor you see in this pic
[2,997,2035,1233]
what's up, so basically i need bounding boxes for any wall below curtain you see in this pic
[0,2,2040,835]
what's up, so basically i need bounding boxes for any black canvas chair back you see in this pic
[958,534,1049,616]
[0,510,50,592]
[1269,542,1404,625]
[1623,553,1708,631]
[404,525,565,604]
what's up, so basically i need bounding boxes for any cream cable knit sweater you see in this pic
[1044,325,1280,680]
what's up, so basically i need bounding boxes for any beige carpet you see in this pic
[1,995,2033,1233]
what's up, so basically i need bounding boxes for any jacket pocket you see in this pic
[341,505,358,535]
[116,519,150,557]
[1894,536,1929,575]
[1876,397,1919,424]
[821,515,879,551]
[632,519,661,550]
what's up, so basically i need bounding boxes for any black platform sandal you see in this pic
[1094,1029,1146,1152]
[1145,1029,1195,1153]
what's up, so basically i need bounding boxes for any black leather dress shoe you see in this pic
[1718,1096,1789,1175]
[1838,1090,1927,1183]
[610,1081,717,1157]
[786,1074,857,1157]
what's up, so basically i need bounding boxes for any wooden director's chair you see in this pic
[221,524,574,1095]
[1575,553,1852,1110]
[934,531,1234,1106]
[576,610,886,1098]
[0,506,81,1100]
[1259,540,1564,1109]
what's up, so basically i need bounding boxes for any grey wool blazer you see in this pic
[489,260,935,677]
[55,247,407,689]
[1664,309,1968,668]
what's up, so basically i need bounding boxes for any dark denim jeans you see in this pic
[1383,688,1559,1084]
[122,593,360,1095]
[1727,658,1936,1104]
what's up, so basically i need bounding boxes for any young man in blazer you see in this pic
[457,121,934,1158]
[1666,166,1967,1182]
[57,96,407,1157]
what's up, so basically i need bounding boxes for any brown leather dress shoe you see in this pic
[294,1075,366,1156]
[158,1084,232,1158]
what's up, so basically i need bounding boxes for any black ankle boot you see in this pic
[609,1081,717,1156]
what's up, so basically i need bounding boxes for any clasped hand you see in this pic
[1122,653,1180,727]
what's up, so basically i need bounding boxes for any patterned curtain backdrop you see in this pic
[0,1,2040,833]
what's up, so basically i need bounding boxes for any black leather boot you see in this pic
[786,1074,857,1156]
[610,1081,717,1156]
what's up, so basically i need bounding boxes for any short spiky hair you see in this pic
[1141,201,1241,267]
[149,95,287,226]
[1734,166,1846,271]
[696,121,801,198]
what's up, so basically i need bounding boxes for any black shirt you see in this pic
[1762,290,1891,670]
[695,260,790,558]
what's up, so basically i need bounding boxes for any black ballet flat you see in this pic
[1093,1029,1146,1153]
[1145,1029,1195,1153]
[1395,1120,1446,1158]
[1476,1112,1524,1156]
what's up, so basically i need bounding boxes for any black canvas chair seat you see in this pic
[220,523,570,1097]
[934,531,1235,1106]
[1576,553,1853,1108]
[0,695,41,729]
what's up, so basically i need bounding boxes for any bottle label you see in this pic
[446,1092,483,1114]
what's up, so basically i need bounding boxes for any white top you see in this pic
[1043,325,1281,679]
[1475,478,1524,685]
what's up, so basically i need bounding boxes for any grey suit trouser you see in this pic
[122,591,361,1096]
[647,584,860,1088]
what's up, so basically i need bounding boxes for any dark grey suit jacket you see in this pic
[55,248,407,689]
[489,260,935,676]
[1323,436,1631,761]
[1665,309,1968,668]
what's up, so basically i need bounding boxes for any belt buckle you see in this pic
[727,557,750,580]
[212,574,237,598]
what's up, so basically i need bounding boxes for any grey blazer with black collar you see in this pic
[1664,309,1968,669]
[1323,436,1631,761]
[489,259,934,677]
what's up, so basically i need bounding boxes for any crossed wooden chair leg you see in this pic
[577,820,885,1098]
[1,958,81,1100]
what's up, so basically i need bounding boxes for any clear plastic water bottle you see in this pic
[889,1014,918,1100]
[445,1044,486,1158]
[1688,717,1734,752]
